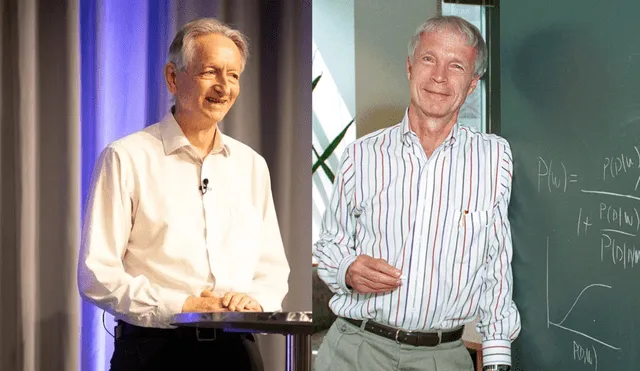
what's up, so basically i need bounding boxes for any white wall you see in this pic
[312,0,356,115]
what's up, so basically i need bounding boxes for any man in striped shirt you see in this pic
[313,15,520,371]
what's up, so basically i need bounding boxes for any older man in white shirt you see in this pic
[77,17,289,371]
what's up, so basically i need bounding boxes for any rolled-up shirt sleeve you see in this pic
[313,145,358,295]
[77,147,188,327]
[478,140,522,366]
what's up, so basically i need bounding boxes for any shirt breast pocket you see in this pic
[451,209,494,266]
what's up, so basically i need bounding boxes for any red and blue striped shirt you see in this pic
[314,110,521,366]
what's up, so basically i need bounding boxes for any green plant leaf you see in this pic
[312,145,335,182]
[312,74,322,91]
[312,118,354,181]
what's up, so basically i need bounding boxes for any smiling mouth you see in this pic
[206,97,227,104]
[424,89,449,96]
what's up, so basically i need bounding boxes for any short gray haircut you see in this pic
[168,18,249,71]
[408,15,487,77]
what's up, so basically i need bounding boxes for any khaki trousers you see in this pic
[314,318,474,371]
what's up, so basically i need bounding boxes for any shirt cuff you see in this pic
[482,339,511,366]
[155,289,191,327]
[337,254,358,293]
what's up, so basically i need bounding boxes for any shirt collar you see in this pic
[401,108,459,149]
[159,108,230,157]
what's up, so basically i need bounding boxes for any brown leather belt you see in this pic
[342,317,463,347]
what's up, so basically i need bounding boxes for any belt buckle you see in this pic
[195,327,217,342]
[395,329,413,344]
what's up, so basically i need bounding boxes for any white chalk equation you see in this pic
[534,151,640,369]
[574,191,640,271]
[538,146,640,194]
[537,157,579,193]
[536,152,640,271]
[602,147,640,184]
[573,340,598,371]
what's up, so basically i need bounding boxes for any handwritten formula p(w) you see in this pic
[537,157,576,193]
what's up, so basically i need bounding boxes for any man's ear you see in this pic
[406,56,412,80]
[466,76,480,97]
[164,62,178,94]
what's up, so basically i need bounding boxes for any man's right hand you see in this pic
[345,255,403,294]
[181,291,229,313]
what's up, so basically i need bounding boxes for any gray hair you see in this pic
[168,18,249,71]
[408,15,487,77]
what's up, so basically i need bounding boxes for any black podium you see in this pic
[171,311,312,371]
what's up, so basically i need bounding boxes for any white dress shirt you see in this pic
[78,112,290,328]
[313,110,521,366]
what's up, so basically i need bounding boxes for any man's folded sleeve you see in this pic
[478,141,521,367]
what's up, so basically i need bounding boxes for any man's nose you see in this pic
[213,78,230,96]
[430,64,447,83]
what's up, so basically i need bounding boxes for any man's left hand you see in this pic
[222,292,263,312]
[201,290,262,312]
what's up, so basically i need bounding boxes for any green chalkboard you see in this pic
[501,1,640,370]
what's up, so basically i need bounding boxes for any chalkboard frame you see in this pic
[444,0,497,7]
[485,0,501,135]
